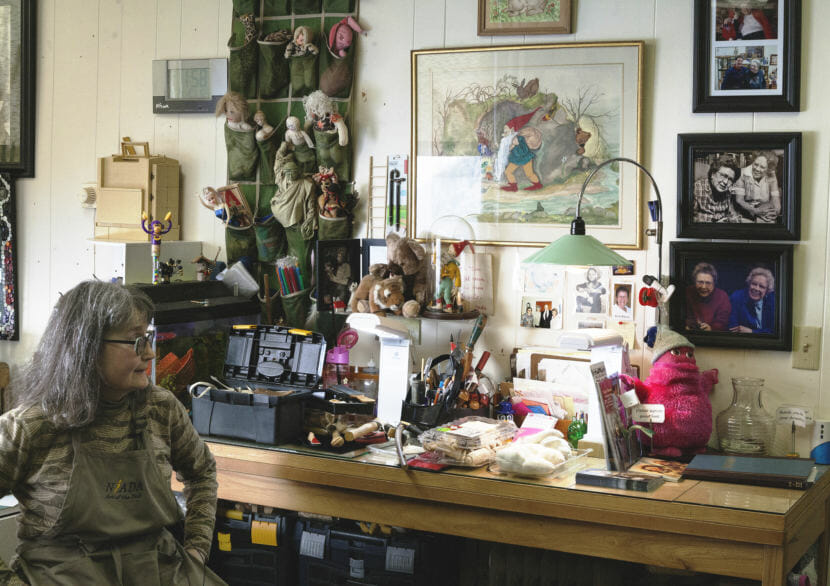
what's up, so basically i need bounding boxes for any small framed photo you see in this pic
[611,282,634,321]
[315,239,361,312]
[669,242,793,351]
[477,0,572,35]
[677,132,800,240]
[360,238,387,277]
[693,0,801,112]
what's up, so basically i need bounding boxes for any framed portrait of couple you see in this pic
[692,0,801,112]
[676,132,801,241]
[669,242,793,351]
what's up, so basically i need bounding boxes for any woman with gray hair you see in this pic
[747,58,767,89]
[733,151,781,223]
[729,267,776,334]
[0,280,225,584]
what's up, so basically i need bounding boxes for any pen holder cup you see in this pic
[400,401,450,428]
[400,401,490,429]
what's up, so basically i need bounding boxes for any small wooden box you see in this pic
[94,140,181,242]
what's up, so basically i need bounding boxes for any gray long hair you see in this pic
[16,280,153,429]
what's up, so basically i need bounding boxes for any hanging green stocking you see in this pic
[256,132,279,185]
[280,287,312,329]
[313,127,351,182]
[228,30,258,99]
[257,36,290,99]
[291,0,321,14]
[317,215,351,241]
[284,224,314,291]
[225,224,258,267]
[225,124,259,182]
[320,43,356,99]
[293,141,318,176]
[254,217,286,263]
[288,52,318,96]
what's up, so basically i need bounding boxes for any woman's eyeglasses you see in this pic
[103,331,155,355]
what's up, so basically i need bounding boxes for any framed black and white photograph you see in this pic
[693,0,800,112]
[315,239,361,312]
[677,132,800,240]
[0,0,35,177]
[669,242,793,351]
[361,238,387,277]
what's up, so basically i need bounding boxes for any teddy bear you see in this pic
[349,265,405,316]
[385,232,429,318]
[620,326,718,458]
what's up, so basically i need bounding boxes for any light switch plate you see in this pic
[791,326,821,370]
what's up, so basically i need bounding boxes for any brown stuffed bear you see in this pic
[385,232,429,318]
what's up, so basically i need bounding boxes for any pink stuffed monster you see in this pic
[621,327,718,458]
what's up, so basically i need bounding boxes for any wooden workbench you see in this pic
[185,441,830,585]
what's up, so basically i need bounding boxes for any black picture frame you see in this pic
[677,132,801,240]
[315,238,361,312]
[692,0,801,113]
[360,238,387,277]
[0,0,36,177]
[669,242,793,351]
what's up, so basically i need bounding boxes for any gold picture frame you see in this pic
[410,41,643,248]
[478,0,572,35]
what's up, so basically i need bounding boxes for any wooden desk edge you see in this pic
[176,442,830,585]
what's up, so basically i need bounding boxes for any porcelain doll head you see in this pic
[293,26,312,48]
[253,110,266,127]
[216,91,249,124]
[286,116,300,131]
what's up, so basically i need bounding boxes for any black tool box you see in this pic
[294,519,433,586]
[210,509,296,586]
[191,325,326,444]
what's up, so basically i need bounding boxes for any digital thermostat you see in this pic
[152,58,227,114]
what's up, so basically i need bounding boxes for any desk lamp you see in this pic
[524,157,664,282]
[345,313,411,426]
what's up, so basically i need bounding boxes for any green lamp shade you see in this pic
[524,234,629,266]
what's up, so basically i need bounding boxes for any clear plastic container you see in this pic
[418,416,517,466]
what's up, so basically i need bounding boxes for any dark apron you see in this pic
[15,399,225,585]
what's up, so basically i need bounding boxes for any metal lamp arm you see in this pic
[574,156,664,279]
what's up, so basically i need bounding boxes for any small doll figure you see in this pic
[253,110,275,142]
[284,26,318,58]
[199,186,252,228]
[327,16,364,58]
[285,116,314,149]
[431,249,461,312]
[215,91,253,131]
[303,90,348,146]
[313,166,345,218]
[141,211,173,285]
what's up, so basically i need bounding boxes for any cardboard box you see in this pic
[94,140,181,242]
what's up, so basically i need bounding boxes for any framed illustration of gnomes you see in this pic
[410,42,643,248]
